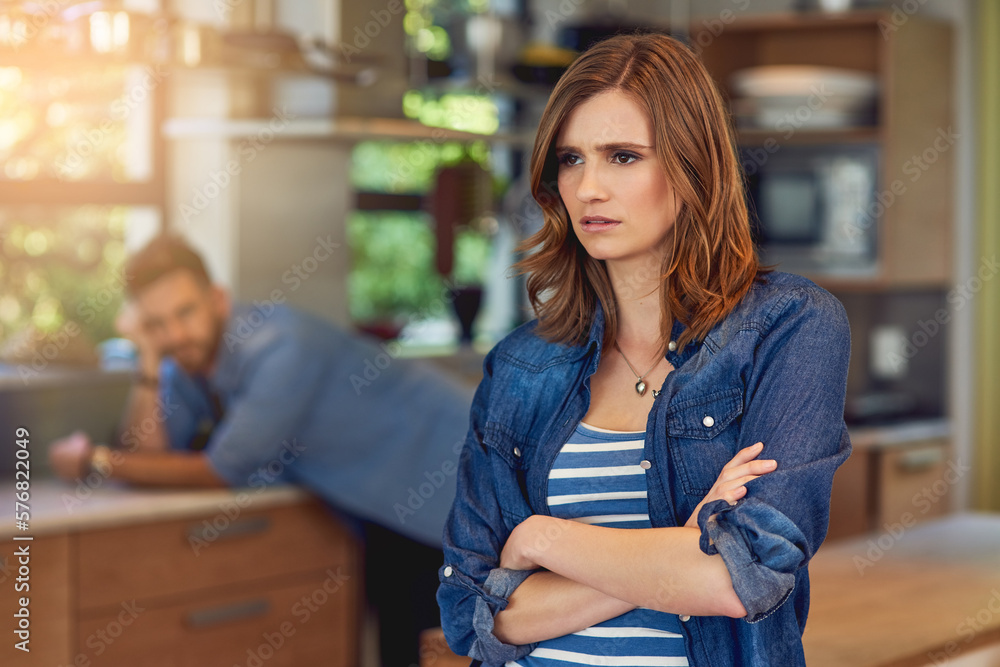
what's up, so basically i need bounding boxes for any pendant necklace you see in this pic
[614,342,660,397]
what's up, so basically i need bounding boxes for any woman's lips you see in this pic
[579,217,622,233]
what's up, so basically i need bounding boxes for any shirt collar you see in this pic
[580,299,703,367]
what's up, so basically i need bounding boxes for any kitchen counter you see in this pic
[2,478,310,539]
[847,417,951,450]
[804,512,1000,666]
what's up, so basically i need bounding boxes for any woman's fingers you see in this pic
[724,441,765,469]
[716,459,777,486]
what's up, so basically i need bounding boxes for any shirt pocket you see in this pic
[482,421,533,530]
[665,385,744,497]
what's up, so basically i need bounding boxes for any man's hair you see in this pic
[124,234,212,297]
[514,32,773,354]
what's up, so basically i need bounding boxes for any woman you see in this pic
[437,33,851,667]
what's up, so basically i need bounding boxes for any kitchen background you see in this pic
[0,0,998,665]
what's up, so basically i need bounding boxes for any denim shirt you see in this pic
[436,270,852,667]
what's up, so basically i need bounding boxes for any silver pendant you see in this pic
[635,380,647,396]
[652,389,660,399]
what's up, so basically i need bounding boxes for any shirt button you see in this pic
[702,415,715,428]
[679,614,691,622]
[513,447,521,457]
[668,340,677,351]
[443,566,453,577]
[640,460,651,470]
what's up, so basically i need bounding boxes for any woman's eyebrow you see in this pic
[555,141,653,153]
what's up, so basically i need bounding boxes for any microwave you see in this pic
[741,143,880,276]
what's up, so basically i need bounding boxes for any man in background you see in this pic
[49,234,473,667]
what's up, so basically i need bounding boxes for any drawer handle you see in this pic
[185,599,271,629]
[897,447,945,473]
[186,516,271,543]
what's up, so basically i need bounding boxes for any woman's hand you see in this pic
[500,514,556,571]
[684,442,776,528]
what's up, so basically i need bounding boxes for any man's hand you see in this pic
[49,431,94,480]
[684,441,776,528]
[115,301,160,376]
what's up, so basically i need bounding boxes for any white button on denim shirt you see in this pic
[437,270,853,667]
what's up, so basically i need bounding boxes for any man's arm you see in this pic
[49,431,227,487]
[116,381,171,452]
[103,449,227,487]
[114,303,170,452]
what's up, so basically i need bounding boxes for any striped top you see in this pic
[507,421,690,667]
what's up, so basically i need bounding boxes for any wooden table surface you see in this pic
[804,512,1000,666]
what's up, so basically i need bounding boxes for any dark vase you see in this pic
[451,285,483,344]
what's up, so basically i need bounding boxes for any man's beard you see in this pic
[168,315,224,375]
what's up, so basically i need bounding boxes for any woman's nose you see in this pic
[575,164,608,203]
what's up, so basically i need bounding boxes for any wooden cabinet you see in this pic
[1,495,360,667]
[827,432,952,541]
[0,535,73,665]
[694,12,954,291]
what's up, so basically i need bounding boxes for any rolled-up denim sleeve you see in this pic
[437,349,538,665]
[696,284,852,623]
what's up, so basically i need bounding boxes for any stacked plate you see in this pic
[730,65,878,129]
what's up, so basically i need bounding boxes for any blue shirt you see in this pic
[436,270,853,666]
[160,303,474,546]
[511,421,688,666]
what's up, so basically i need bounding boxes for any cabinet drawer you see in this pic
[76,573,359,666]
[0,535,72,667]
[77,498,358,611]
[876,439,951,528]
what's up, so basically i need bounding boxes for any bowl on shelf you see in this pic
[730,65,878,129]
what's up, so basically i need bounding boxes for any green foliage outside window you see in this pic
[0,206,129,361]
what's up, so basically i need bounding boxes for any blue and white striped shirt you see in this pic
[508,421,690,666]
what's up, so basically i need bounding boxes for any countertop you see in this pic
[804,512,1000,666]
[2,479,310,539]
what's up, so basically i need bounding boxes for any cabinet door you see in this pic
[0,534,72,666]
[76,573,359,666]
[827,446,873,541]
[876,438,951,528]
[76,499,356,611]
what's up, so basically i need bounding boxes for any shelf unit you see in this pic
[694,11,954,291]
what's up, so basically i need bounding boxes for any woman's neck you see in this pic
[605,255,666,351]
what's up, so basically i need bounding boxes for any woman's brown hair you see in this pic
[513,32,772,353]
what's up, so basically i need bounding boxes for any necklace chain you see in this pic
[615,341,660,398]
[614,342,660,382]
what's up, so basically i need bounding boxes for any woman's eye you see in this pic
[612,152,638,165]
[557,153,581,166]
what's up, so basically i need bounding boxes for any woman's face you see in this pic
[555,89,681,267]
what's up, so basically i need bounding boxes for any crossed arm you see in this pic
[492,441,775,645]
